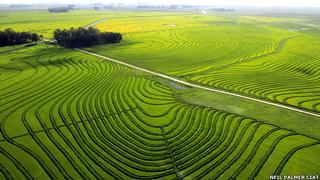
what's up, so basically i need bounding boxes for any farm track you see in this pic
[1,15,320,178]
[0,45,318,179]
[83,18,108,29]
[94,21,320,113]
[185,35,320,113]
[75,48,320,118]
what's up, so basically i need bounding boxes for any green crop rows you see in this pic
[90,13,320,113]
[0,44,319,179]
[1,10,320,179]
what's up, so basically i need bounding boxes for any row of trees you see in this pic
[53,27,122,48]
[0,27,122,48]
[0,28,40,47]
[48,5,75,13]
[48,7,70,13]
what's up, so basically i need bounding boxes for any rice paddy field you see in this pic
[90,11,320,114]
[0,9,320,179]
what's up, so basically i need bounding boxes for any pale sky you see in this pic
[1,0,320,7]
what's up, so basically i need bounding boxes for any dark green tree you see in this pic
[0,28,40,47]
[53,27,122,48]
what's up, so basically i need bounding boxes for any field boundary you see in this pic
[75,48,320,118]
[160,127,180,179]
[83,18,108,28]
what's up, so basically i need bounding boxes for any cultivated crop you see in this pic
[91,13,320,113]
[0,44,319,179]
[0,10,319,179]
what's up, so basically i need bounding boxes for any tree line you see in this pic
[0,28,40,47]
[0,27,122,48]
[48,7,71,13]
[53,27,123,48]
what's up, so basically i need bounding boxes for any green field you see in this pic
[0,9,319,179]
[89,12,320,113]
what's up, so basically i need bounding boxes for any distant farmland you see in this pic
[0,9,319,179]
[91,13,320,114]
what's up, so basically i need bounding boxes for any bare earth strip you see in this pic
[75,48,320,118]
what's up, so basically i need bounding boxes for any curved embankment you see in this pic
[0,45,319,179]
